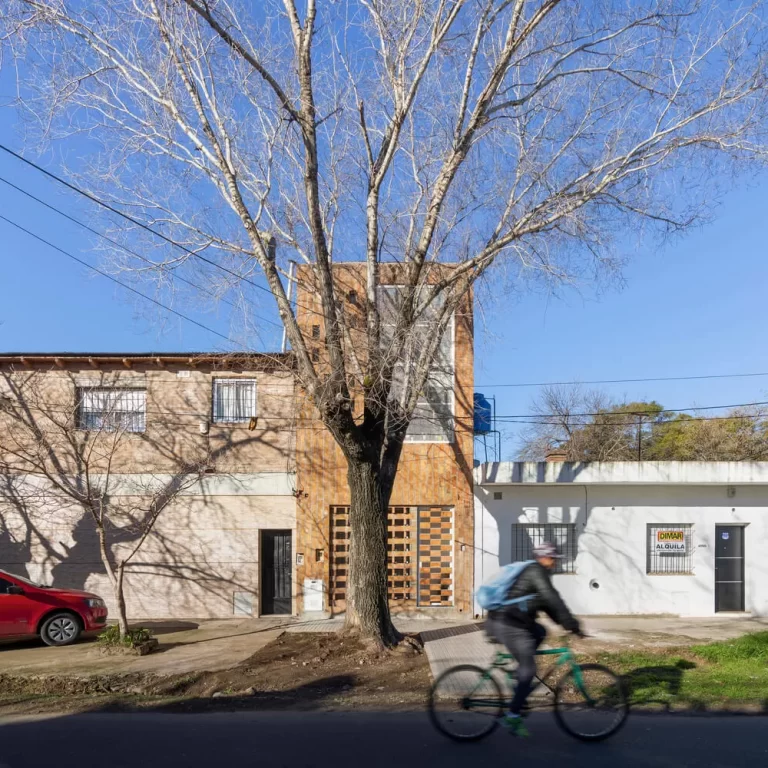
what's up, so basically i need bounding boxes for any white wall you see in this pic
[474,482,768,617]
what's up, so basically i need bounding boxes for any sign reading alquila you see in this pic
[655,529,687,554]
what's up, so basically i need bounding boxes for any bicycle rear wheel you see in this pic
[554,663,629,742]
[428,664,504,741]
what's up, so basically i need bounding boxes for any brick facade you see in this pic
[293,266,475,618]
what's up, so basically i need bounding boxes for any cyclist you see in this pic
[485,541,583,737]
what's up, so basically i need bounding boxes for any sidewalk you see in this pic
[421,615,768,685]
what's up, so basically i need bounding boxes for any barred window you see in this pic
[213,379,257,423]
[77,388,146,433]
[647,524,694,575]
[512,524,577,574]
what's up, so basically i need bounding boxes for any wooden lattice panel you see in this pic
[417,506,454,607]
[329,505,416,608]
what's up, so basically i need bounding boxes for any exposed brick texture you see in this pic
[293,265,474,617]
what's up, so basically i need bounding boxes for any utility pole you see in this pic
[637,414,642,460]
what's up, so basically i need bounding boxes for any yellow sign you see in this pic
[655,529,687,553]
[657,530,684,543]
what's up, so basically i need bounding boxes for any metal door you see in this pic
[261,530,292,615]
[715,525,745,612]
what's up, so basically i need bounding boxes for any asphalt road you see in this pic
[0,712,766,768]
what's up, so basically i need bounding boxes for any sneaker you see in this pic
[502,714,530,738]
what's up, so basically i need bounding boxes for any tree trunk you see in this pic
[344,456,400,648]
[114,563,130,639]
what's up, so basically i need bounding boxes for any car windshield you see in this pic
[0,570,48,588]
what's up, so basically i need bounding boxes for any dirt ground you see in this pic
[0,632,432,716]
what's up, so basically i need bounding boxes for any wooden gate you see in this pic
[329,505,453,610]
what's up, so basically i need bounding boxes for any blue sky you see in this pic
[1,97,767,460]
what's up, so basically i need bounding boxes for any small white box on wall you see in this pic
[303,579,324,612]
[233,591,254,616]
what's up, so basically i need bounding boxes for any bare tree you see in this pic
[0,371,209,638]
[4,0,768,645]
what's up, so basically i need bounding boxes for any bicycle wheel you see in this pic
[554,663,629,742]
[428,664,504,741]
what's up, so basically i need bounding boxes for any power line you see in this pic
[0,143,325,322]
[493,400,768,421]
[0,175,282,330]
[476,372,768,388]
[0,213,243,349]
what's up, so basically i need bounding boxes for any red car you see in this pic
[0,568,108,646]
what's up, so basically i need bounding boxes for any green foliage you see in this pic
[98,625,152,649]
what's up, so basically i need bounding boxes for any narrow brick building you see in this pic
[293,265,475,619]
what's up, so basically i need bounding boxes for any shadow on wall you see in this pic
[0,369,294,618]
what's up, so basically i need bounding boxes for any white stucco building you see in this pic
[474,461,768,618]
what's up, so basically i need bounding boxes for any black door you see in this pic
[715,525,745,612]
[261,530,292,615]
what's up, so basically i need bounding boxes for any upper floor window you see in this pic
[213,379,257,423]
[378,286,455,443]
[77,387,146,433]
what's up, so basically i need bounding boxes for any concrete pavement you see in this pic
[0,711,766,767]
[422,615,768,682]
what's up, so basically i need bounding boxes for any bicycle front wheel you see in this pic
[554,663,629,742]
[428,664,504,741]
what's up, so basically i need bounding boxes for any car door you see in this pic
[0,575,34,637]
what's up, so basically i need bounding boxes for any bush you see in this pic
[98,625,153,649]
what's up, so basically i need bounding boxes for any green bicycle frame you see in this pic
[466,645,592,709]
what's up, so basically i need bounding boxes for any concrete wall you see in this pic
[0,474,296,619]
[474,466,768,618]
[0,357,299,619]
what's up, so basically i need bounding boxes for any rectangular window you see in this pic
[647,524,694,574]
[512,524,577,574]
[378,286,455,443]
[213,379,257,423]
[77,388,146,433]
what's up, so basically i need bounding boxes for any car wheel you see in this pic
[40,612,82,647]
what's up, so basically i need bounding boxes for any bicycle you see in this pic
[428,637,629,743]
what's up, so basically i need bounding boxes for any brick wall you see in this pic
[293,265,475,617]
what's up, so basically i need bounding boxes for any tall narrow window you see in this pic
[213,379,257,423]
[77,388,146,433]
[378,286,455,443]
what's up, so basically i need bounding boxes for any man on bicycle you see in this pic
[485,542,582,737]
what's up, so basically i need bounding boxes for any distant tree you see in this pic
[518,387,768,461]
[518,385,666,461]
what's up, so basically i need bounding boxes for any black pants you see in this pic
[486,617,546,714]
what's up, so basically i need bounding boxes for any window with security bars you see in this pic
[647,524,694,574]
[77,388,146,433]
[378,286,455,443]
[213,379,257,423]
[512,524,577,574]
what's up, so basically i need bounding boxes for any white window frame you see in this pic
[76,387,146,433]
[212,378,258,424]
[378,285,456,445]
[404,313,455,444]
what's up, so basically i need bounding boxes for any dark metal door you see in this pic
[261,531,292,615]
[715,525,745,612]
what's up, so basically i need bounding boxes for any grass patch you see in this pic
[97,625,153,649]
[576,632,768,710]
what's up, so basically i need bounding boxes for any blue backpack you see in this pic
[475,561,535,611]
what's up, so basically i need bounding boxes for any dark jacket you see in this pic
[490,561,580,633]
